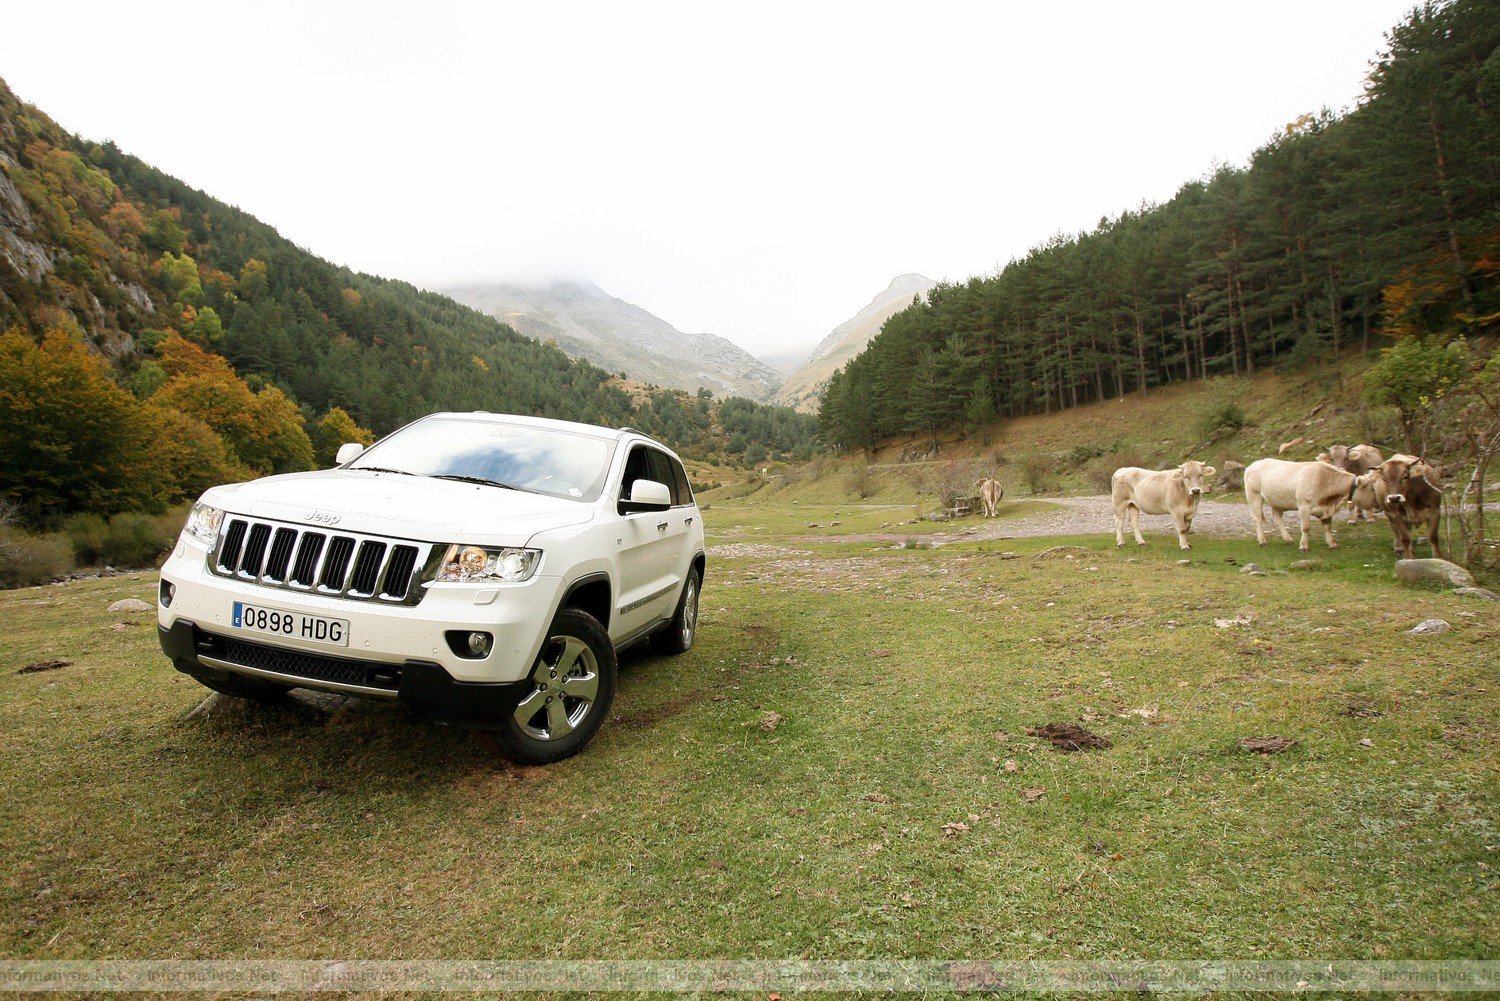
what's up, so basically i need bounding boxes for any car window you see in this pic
[348,417,616,502]
[644,449,678,503]
[620,445,654,500]
[669,457,693,506]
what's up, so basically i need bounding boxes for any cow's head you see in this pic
[1378,456,1416,505]
[1353,470,1383,508]
[1175,460,1216,496]
[1324,444,1350,469]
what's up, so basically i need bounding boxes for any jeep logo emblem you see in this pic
[304,510,341,526]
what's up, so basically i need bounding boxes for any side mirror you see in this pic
[335,442,365,465]
[619,479,671,514]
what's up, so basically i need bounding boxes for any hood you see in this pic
[204,469,594,545]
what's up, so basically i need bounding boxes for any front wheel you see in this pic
[494,608,617,765]
[652,566,701,655]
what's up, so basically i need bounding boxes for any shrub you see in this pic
[0,528,75,588]
[1193,380,1253,440]
[1085,449,1148,493]
[847,466,875,500]
[65,512,174,568]
[1021,454,1055,495]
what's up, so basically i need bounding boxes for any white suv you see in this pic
[157,412,706,763]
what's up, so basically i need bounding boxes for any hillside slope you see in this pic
[773,273,935,412]
[444,280,781,400]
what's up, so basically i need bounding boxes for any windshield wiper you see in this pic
[354,466,415,476]
[430,474,536,493]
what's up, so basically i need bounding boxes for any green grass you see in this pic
[0,504,1494,967]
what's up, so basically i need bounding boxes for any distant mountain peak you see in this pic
[773,273,938,412]
[442,280,780,400]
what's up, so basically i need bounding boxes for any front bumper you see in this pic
[158,539,558,684]
[159,620,530,730]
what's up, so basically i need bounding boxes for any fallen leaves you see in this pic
[1020,787,1047,802]
[861,792,892,804]
[941,821,971,837]
[1238,735,1298,754]
[1002,759,1020,773]
[759,711,784,732]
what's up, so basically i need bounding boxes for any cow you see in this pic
[1111,460,1216,549]
[1318,444,1386,523]
[1277,436,1308,455]
[1244,458,1373,552]
[1219,460,1246,493]
[974,478,1004,518]
[1373,455,1445,559]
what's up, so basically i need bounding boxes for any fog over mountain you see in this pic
[773,273,937,412]
[443,280,782,400]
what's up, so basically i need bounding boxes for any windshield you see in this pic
[348,417,617,502]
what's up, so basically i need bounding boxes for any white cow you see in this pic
[1111,460,1216,549]
[974,478,1004,518]
[1244,458,1372,551]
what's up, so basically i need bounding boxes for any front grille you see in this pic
[197,631,401,693]
[209,516,434,605]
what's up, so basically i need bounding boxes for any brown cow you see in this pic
[1244,458,1373,551]
[1111,460,1216,549]
[973,478,1004,518]
[1373,456,1444,559]
[1320,444,1385,523]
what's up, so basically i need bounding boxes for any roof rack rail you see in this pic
[618,426,640,434]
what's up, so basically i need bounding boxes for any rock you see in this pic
[1407,618,1451,635]
[807,523,820,528]
[1238,563,1264,575]
[1288,559,1323,571]
[1214,614,1253,628]
[1395,558,1476,589]
[1451,586,1499,602]
[999,552,1018,560]
[1176,559,1191,566]
[830,521,842,527]
[108,598,154,613]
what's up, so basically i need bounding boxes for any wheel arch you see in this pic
[560,572,613,632]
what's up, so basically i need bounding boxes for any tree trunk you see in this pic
[1428,104,1473,305]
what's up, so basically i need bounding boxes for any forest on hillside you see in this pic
[0,77,814,534]
[821,0,1497,452]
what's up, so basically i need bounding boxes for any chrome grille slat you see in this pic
[209,516,432,606]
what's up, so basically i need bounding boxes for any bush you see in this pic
[0,528,75,588]
[1085,449,1149,493]
[1193,380,1252,440]
[847,466,875,500]
[65,512,174,568]
[1021,454,1055,495]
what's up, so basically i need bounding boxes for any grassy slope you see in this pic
[1,510,1494,965]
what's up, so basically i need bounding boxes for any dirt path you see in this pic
[931,494,1258,547]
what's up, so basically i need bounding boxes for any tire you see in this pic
[195,670,293,703]
[494,608,617,765]
[651,566,701,655]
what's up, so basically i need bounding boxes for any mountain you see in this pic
[773,273,936,412]
[0,75,817,522]
[443,280,782,401]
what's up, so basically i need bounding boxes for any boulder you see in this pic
[1238,563,1263,575]
[108,598,154,613]
[1394,559,1475,589]
[1407,618,1451,636]
[1451,586,1499,602]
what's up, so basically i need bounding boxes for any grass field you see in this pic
[1,496,1495,978]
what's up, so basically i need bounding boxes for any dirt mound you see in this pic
[1027,722,1112,752]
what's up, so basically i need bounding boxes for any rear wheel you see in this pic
[194,670,293,703]
[652,566,700,654]
[494,608,616,765]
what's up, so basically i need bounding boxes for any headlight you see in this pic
[182,501,224,549]
[435,545,541,583]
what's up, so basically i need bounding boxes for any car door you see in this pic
[614,445,684,637]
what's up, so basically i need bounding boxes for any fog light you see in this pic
[159,580,175,607]
[467,632,491,656]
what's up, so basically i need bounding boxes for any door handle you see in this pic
[685,517,695,525]
[657,521,669,531]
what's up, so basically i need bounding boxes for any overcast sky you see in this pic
[2,1,1416,363]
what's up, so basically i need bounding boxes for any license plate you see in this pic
[232,601,348,647]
